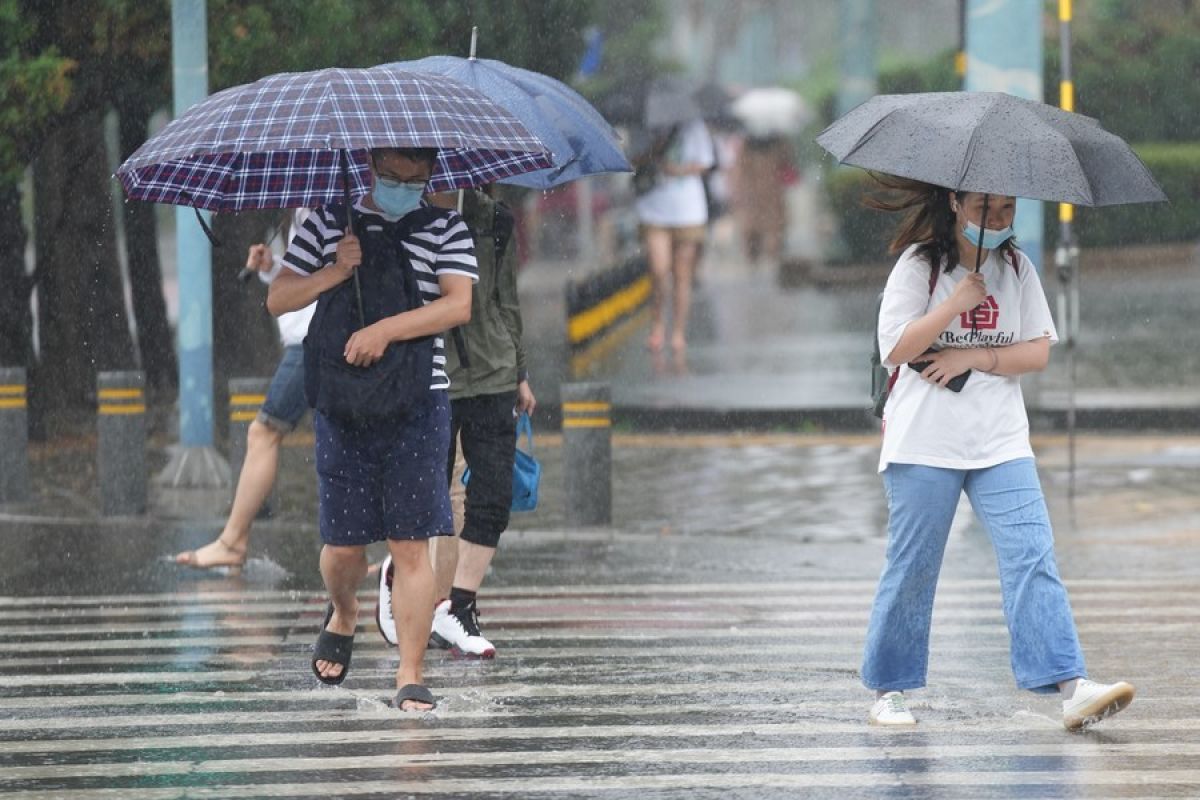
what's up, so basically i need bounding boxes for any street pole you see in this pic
[1055,0,1081,502]
[158,0,230,490]
[835,0,877,118]
[964,0,1044,271]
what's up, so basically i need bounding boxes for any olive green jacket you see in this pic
[445,190,527,400]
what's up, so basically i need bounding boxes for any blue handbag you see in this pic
[462,413,541,513]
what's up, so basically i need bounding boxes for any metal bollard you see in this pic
[97,371,147,516]
[0,367,30,504]
[228,378,273,516]
[562,382,612,526]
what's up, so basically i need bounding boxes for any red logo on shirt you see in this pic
[961,296,999,329]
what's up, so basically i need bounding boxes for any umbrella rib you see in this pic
[955,98,994,191]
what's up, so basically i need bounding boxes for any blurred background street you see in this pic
[4,0,1200,797]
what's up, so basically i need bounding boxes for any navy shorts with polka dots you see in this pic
[313,391,453,546]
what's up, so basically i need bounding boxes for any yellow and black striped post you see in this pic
[97,371,146,515]
[228,377,272,514]
[0,367,30,504]
[562,382,611,526]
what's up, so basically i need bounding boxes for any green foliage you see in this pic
[1060,7,1200,143]
[823,167,893,264]
[1062,143,1200,247]
[207,0,595,91]
[0,0,74,180]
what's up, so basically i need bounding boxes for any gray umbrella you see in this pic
[816,91,1166,206]
[644,76,702,130]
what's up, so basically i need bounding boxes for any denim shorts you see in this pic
[256,345,308,433]
[314,391,453,546]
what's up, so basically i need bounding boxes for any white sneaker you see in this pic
[375,556,397,646]
[1062,679,1135,731]
[869,691,917,726]
[430,598,496,658]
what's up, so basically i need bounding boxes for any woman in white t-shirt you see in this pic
[861,179,1134,731]
[633,118,715,355]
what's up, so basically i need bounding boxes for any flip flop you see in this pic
[394,683,437,712]
[311,603,354,686]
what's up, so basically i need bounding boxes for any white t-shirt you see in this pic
[634,119,715,227]
[877,244,1058,473]
[260,210,316,347]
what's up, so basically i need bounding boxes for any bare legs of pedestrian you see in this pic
[670,241,700,353]
[387,539,436,710]
[644,228,701,354]
[176,419,284,571]
[314,543,365,683]
[644,227,673,353]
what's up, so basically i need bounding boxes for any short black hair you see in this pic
[370,147,438,168]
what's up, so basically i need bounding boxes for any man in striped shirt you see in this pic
[267,147,478,712]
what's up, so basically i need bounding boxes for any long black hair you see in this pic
[862,174,1016,273]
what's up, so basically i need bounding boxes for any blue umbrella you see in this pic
[388,56,630,189]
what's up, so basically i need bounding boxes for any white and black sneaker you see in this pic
[375,555,398,646]
[430,598,496,659]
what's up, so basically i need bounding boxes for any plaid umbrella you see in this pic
[117,66,552,212]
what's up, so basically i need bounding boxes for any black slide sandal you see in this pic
[311,603,354,686]
[394,683,437,711]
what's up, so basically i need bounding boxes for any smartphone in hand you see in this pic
[908,348,970,392]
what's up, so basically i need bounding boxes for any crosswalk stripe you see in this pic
[2,578,1188,796]
[11,719,1200,755]
[1,588,1193,619]
[4,602,1198,624]
[3,619,1194,640]
[6,742,1200,782]
[7,771,1200,800]
[0,578,1194,607]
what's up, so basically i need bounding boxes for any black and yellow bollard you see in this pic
[562,382,612,526]
[97,371,147,516]
[228,378,272,516]
[0,367,30,504]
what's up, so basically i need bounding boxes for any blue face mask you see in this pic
[372,177,426,216]
[962,219,1015,250]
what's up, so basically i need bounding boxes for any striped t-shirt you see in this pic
[282,200,478,390]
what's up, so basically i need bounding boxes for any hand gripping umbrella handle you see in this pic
[339,149,367,328]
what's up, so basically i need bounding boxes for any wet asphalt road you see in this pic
[2,432,1200,798]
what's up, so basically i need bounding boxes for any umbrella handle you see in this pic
[967,194,993,336]
[340,149,367,328]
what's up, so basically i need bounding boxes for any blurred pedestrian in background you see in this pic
[632,116,715,355]
[861,178,1135,731]
[175,209,312,573]
[376,185,534,660]
[733,132,796,269]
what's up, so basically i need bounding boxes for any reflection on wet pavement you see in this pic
[3,434,1200,796]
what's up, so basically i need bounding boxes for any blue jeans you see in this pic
[862,458,1086,694]
[257,345,308,433]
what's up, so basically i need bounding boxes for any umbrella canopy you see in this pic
[117,66,552,212]
[816,91,1166,207]
[391,56,630,189]
[732,87,810,137]
[644,76,701,130]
